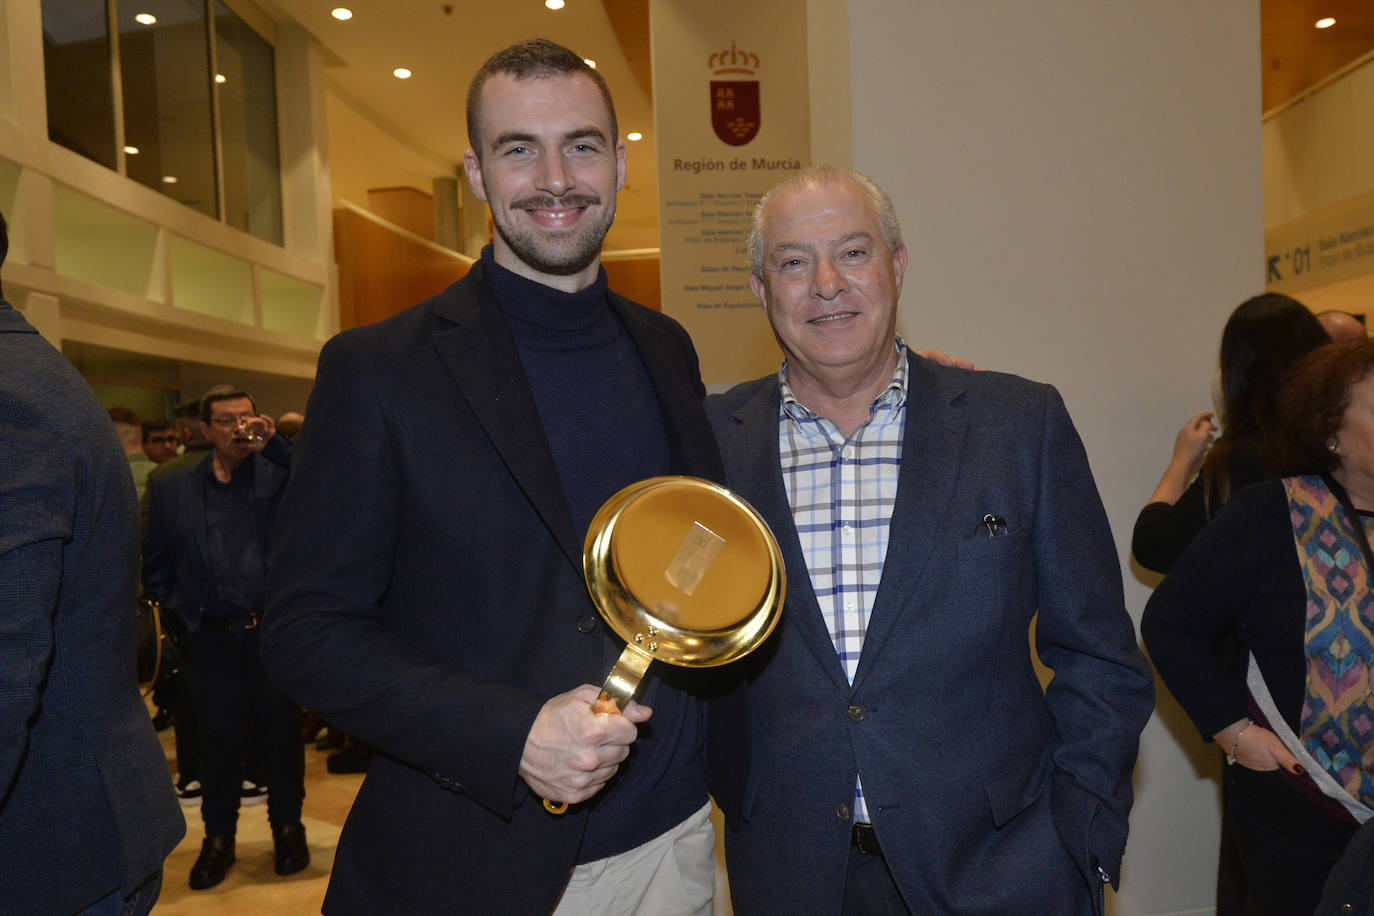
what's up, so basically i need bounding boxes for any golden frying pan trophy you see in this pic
[543,475,785,814]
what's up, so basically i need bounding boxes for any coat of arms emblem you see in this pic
[710,41,760,147]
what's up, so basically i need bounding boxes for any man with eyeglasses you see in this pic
[144,384,308,889]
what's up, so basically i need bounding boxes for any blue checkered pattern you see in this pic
[778,339,908,823]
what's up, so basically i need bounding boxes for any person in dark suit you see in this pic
[0,210,184,914]
[263,40,726,914]
[705,168,1155,915]
[143,384,306,889]
[142,398,211,799]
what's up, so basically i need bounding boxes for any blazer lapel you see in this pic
[611,295,723,482]
[184,457,215,580]
[729,382,851,694]
[431,266,581,570]
[851,360,969,691]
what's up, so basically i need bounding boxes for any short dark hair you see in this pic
[1278,339,1374,476]
[142,419,175,442]
[1,210,8,298]
[108,406,139,426]
[465,39,617,157]
[199,384,257,424]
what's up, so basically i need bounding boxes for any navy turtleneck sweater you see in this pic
[482,247,708,862]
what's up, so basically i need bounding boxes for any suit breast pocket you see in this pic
[948,525,1035,629]
[956,524,1030,564]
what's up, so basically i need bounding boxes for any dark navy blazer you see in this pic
[262,262,726,914]
[0,301,184,912]
[143,434,292,632]
[707,355,1154,915]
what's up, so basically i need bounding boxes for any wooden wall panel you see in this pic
[603,258,661,311]
[366,187,435,241]
[334,209,471,330]
[334,207,661,330]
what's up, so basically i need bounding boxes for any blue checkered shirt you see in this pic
[778,339,908,824]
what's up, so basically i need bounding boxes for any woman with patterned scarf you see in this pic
[1144,337,1374,916]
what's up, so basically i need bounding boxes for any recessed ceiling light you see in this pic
[393,68,412,79]
[123,145,140,155]
[162,175,178,184]
[583,59,596,69]
[134,12,156,24]
[331,7,352,20]
[1316,16,1336,28]
[627,132,643,141]
[545,0,564,9]
[214,73,226,84]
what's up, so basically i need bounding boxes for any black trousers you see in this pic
[842,844,911,916]
[185,627,304,838]
[1226,764,1358,916]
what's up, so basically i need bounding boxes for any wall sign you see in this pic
[651,0,811,386]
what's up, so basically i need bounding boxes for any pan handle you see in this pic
[542,645,655,814]
[596,643,653,711]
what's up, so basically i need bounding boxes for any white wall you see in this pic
[848,2,1261,913]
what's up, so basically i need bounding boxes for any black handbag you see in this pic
[136,599,189,693]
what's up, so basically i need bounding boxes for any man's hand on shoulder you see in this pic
[518,685,652,806]
[914,349,984,371]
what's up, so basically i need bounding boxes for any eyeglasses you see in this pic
[146,435,178,445]
[209,416,252,428]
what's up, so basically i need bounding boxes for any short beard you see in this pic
[490,192,615,277]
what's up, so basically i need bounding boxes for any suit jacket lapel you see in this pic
[431,265,581,570]
[610,294,721,482]
[730,382,851,694]
[185,457,215,581]
[851,360,969,691]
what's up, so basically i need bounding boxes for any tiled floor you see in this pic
[151,720,362,915]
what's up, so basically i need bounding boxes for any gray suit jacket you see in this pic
[0,301,184,913]
[707,355,1153,915]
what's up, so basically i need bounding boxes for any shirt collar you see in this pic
[778,336,909,422]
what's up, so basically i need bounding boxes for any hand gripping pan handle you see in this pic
[542,476,785,814]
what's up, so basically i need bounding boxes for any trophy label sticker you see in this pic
[663,522,725,596]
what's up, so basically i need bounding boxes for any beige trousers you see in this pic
[551,802,715,916]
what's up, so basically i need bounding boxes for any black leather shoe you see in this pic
[326,740,371,774]
[273,822,310,876]
[189,835,235,890]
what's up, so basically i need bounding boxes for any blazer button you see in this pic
[847,704,866,722]
[835,803,851,821]
[576,614,597,633]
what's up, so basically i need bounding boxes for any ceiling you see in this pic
[260,0,1374,247]
[271,0,656,179]
[260,0,660,248]
[1261,0,1374,112]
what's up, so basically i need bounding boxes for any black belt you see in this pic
[199,613,260,632]
[851,823,883,857]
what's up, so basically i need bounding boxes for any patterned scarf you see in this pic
[1287,474,1374,809]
